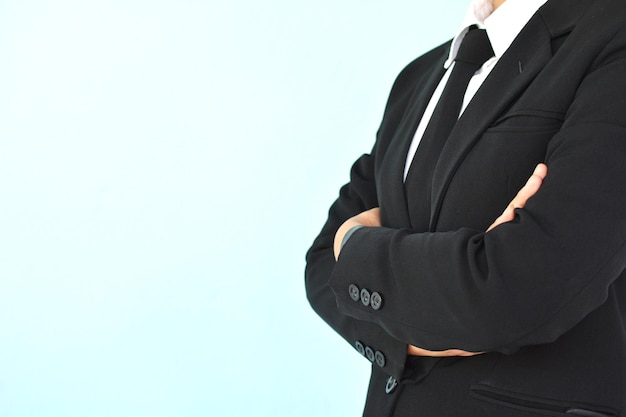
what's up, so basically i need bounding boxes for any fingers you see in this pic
[486,163,548,231]
[512,163,547,206]
[334,207,382,260]
[363,207,382,227]
[407,344,484,357]
[350,207,382,227]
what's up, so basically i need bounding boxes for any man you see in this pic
[305,0,626,415]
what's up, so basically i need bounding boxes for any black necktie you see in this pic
[404,27,494,230]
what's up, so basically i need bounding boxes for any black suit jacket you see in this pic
[305,0,626,415]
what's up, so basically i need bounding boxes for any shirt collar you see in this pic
[444,0,549,69]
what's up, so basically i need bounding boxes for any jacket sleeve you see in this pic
[328,34,626,354]
[305,146,413,380]
[305,46,451,380]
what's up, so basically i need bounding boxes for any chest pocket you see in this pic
[434,109,564,232]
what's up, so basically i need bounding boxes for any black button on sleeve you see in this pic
[385,376,398,394]
[374,351,386,368]
[360,289,371,307]
[371,292,383,310]
[348,284,360,302]
[365,346,375,362]
[355,341,365,356]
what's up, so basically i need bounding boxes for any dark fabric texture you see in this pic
[405,28,494,230]
[305,0,626,415]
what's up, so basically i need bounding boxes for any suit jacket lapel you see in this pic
[428,0,591,230]
[378,48,448,229]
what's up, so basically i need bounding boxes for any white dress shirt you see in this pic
[403,0,549,180]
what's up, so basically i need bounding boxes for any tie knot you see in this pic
[455,28,494,67]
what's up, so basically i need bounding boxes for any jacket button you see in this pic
[365,346,375,362]
[385,376,398,394]
[355,341,365,356]
[348,284,360,302]
[360,289,371,307]
[375,351,386,368]
[371,292,383,310]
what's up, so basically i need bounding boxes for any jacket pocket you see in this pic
[488,109,565,133]
[469,384,617,417]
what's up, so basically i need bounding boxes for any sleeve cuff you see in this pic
[341,225,365,249]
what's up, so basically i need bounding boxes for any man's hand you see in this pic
[334,207,381,260]
[487,163,548,232]
[408,163,548,357]
[407,345,483,357]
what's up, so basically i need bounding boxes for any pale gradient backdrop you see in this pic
[0,1,468,416]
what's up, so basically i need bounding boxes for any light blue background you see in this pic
[0,1,468,416]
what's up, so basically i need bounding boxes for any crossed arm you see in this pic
[332,163,549,357]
